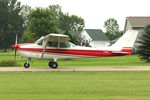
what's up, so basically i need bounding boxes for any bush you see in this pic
[0,60,19,67]
[20,29,37,43]
[137,25,150,62]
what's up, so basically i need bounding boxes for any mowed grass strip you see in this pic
[0,71,150,100]
[0,50,150,67]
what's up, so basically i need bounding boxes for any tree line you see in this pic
[22,5,85,43]
[0,0,85,51]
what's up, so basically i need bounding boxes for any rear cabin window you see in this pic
[60,42,70,48]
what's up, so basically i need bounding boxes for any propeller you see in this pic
[14,33,18,60]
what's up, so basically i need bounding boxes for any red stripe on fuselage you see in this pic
[18,48,113,57]
[17,47,130,57]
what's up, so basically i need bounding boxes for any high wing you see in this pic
[41,33,70,58]
[44,33,70,42]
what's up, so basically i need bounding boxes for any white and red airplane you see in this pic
[12,30,139,69]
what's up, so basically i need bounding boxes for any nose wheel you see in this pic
[24,58,30,68]
[24,62,30,68]
[49,61,58,69]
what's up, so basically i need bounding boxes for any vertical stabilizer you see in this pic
[110,30,139,52]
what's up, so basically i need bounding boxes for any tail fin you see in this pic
[110,30,139,53]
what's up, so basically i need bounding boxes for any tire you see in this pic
[48,61,53,67]
[24,62,30,68]
[50,62,58,69]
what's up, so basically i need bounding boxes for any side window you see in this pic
[47,41,73,48]
[60,42,70,48]
[48,41,58,47]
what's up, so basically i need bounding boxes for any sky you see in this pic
[18,0,150,31]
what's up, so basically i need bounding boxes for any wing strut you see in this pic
[41,38,48,58]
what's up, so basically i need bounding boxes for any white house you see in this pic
[78,29,110,47]
[124,16,150,32]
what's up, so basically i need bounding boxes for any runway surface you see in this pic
[0,66,150,72]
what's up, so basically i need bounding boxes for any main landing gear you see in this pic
[49,60,58,69]
[23,58,58,69]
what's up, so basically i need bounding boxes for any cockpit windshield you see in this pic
[35,37,44,45]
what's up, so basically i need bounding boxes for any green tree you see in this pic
[20,29,36,43]
[22,5,85,43]
[27,7,59,38]
[104,18,123,40]
[70,15,85,31]
[20,5,31,26]
[59,14,84,32]
[49,4,62,20]
[0,0,25,51]
[49,5,85,32]
[137,25,150,62]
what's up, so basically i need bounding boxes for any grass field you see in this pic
[0,50,150,67]
[0,71,150,100]
[0,51,150,100]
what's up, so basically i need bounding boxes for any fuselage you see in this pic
[12,43,131,59]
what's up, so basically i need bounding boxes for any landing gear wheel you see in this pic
[49,61,58,69]
[49,61,53,67]
[24,62,30,68]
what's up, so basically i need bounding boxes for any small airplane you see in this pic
[12,30,139,69]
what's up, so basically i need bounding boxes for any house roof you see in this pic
[127,17,150,27]
[85,29,109,41]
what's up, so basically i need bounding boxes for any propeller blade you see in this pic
[41,39,48,58]
[14,33,18,60]
[15,33,18,45]
[14,49,17,60]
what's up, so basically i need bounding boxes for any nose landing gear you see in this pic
[24,58,30,68]
[24,62,30,68]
